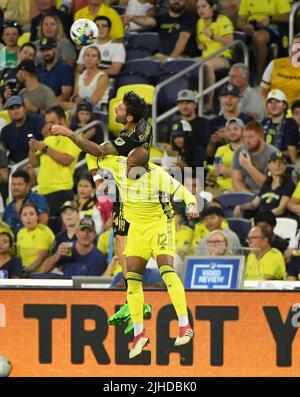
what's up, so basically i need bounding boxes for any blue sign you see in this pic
[184,256,245,289]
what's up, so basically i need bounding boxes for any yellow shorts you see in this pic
[124,218,176,260]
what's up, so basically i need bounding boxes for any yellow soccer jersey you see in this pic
[74,4,125,41]
[16,224,55,271]
[245,248,286,280]
[292,181,300,199]
[238,0,291,23]
[261,57,300,105]
[196,14,233,58]
[212,144,235,191]
[86,153,98,172]
[37,135,81,195]
[97,156,197,224]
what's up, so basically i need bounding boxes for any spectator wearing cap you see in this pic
[232,120,277,195]
[195,0,234,114]
[76,16,125,78]
[41,201,79,273]
[206,117,244,193]
[228,63,265,120]
[164,89,209,167]
[33,12,76,67]
[260,34,300,106]
[262,89,297,152]
[75,0,124,42]
[0,95,44,163]
[70,100,104,145]
[0,20,22,70]
[287,100,300,164]
[3,169,49,237]
[194,206,241,255]
[37,38,74,102]
[207,83,253,159]
[30,1,73,43]
[234,151,294,218]
[16,59,58,114]
[41,217,106,278]
[28,106,81,233]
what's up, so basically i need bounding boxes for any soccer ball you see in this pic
[0,356,12,377]
[70,18,98,46]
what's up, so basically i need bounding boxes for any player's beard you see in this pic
[170,3,185,14]
[115,115,127,125]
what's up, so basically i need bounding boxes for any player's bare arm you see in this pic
[51,125,118,157]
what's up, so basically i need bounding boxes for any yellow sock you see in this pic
[126,272,144,324]
[159,265,188,317]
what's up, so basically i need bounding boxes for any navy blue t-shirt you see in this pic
[58,245,106,279]
[0,113,44,163]
[51,229,77,255]
[37,61,74,96]
[0,256,23,278]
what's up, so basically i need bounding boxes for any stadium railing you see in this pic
[151,39,249,145]
[289,1,300,44]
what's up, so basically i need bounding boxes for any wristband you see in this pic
[93,174,103,182]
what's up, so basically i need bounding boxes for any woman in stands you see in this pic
[34,12,76,66]
[206,229,231,256]
[195,0,234,113]
[0,232,22,278]
[75,175,104,235]
[61,46,109,112]
[233,151,294,218]
[16,203,55,275]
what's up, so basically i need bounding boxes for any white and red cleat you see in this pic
[174,324,194,347]
[129,331,149,359]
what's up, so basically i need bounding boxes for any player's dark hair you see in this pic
[123,91,149,123]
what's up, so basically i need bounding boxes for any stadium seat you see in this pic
[126,32,159,54]
[116,84,155,105]
[157,73,189,111]
[125,46,153,62]
[115,72,150,89]
[227,218,252,245]
[163,59,200,80]
[274,218,298,242]
[218,192,255,218]
[111,5,126,15]
[121,59,160,84]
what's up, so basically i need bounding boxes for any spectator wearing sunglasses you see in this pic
[0,20,22,71]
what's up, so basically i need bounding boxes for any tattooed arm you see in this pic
[51,125,118,157]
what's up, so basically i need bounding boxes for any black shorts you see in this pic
[112,201,129,236]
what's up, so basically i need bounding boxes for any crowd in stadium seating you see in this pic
[1,0,300,284]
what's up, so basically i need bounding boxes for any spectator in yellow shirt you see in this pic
[74,0,125,41]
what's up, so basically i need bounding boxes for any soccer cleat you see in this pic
[174,324,194,347]
[107,303,131,326]
[129,331,149,359]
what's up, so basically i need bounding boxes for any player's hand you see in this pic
[122,14,133,25]
[186,204,199,218]
[239,152,252,169]
[51,125,74,138]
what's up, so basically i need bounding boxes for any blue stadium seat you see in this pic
[125,46,153,61]
[157,73,189,111]
[126,32,159,54]
[115,72,149,89]
[121,59,160,84]
[218,192,255,218]
[111,5,126,15]
[163,59,200,79]
[227,218,252,245]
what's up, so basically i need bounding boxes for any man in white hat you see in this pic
[262,89,298,151]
